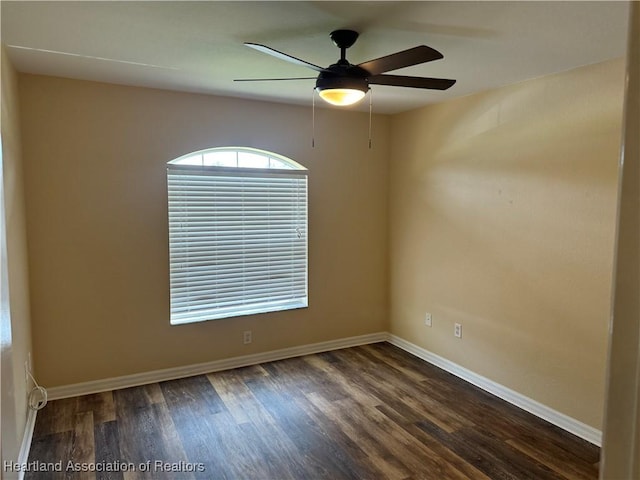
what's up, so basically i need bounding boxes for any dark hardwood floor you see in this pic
[25,342,600,479]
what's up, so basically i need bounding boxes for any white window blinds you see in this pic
[167,163,308,325]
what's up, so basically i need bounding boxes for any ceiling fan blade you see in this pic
[245,43,325,73]
[369,74,456,90]
[235,77,317,82]
[357,46,444,75]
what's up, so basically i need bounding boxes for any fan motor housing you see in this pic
[315,72,369,93]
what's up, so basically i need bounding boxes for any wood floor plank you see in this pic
[26,343,599,480]
[376,403,492,480]
[207,373,252,425]
[233,418,305,480]
[33,396,79,436]
[285,387,382,479]
[113,386,193,480]
[93,421,124,480]
[209,370,314,479]
[25,431,72,480]
[504,415,601,464]
[244,373,375,479]
[68,411,96,480]
[306,391,413,480]
[159,375,225,415]
[77,392,116,424]
[273,355,349,402]
[143,383,166,405]
[333,347,473,433]
[506,437,600,480]
[207,370,278,427]
[360,343,435,384]
[160,376,245,479]
[337,396,472,480]
[457,428,566,480]
[416,419,565,480]
[302,354,382,407]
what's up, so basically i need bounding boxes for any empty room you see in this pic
[1,1,638,479]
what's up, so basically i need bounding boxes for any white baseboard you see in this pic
[17,408,37,480]
[47,332,388,400]
[44,330,601,447]
[387,334,602,446]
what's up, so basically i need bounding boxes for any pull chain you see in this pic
[368,88,373,149]
[312,88,316,148]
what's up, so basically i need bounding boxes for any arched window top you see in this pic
[168,147,306,171]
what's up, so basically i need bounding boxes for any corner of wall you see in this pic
[600,2,640,477]
[1,44,35,470]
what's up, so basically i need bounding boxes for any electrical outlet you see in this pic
[454,323,462,338]
[425,313,432,327]
[243,330,252,345]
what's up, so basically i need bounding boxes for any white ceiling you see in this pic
[1,1,631,114]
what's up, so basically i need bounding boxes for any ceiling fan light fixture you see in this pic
[315,74,369,106]
[317,88,366,106]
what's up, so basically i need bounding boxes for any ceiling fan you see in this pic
[236,29,456,107]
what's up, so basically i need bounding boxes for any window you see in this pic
[167,147,308,325]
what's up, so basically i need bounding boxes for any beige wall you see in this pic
[389,58,625,429]
[1,48,33,466]
[18,75,389,387]
[601,2,640,477]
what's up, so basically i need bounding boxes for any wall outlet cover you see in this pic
[425,313,432,327]
[454,323,462,338]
